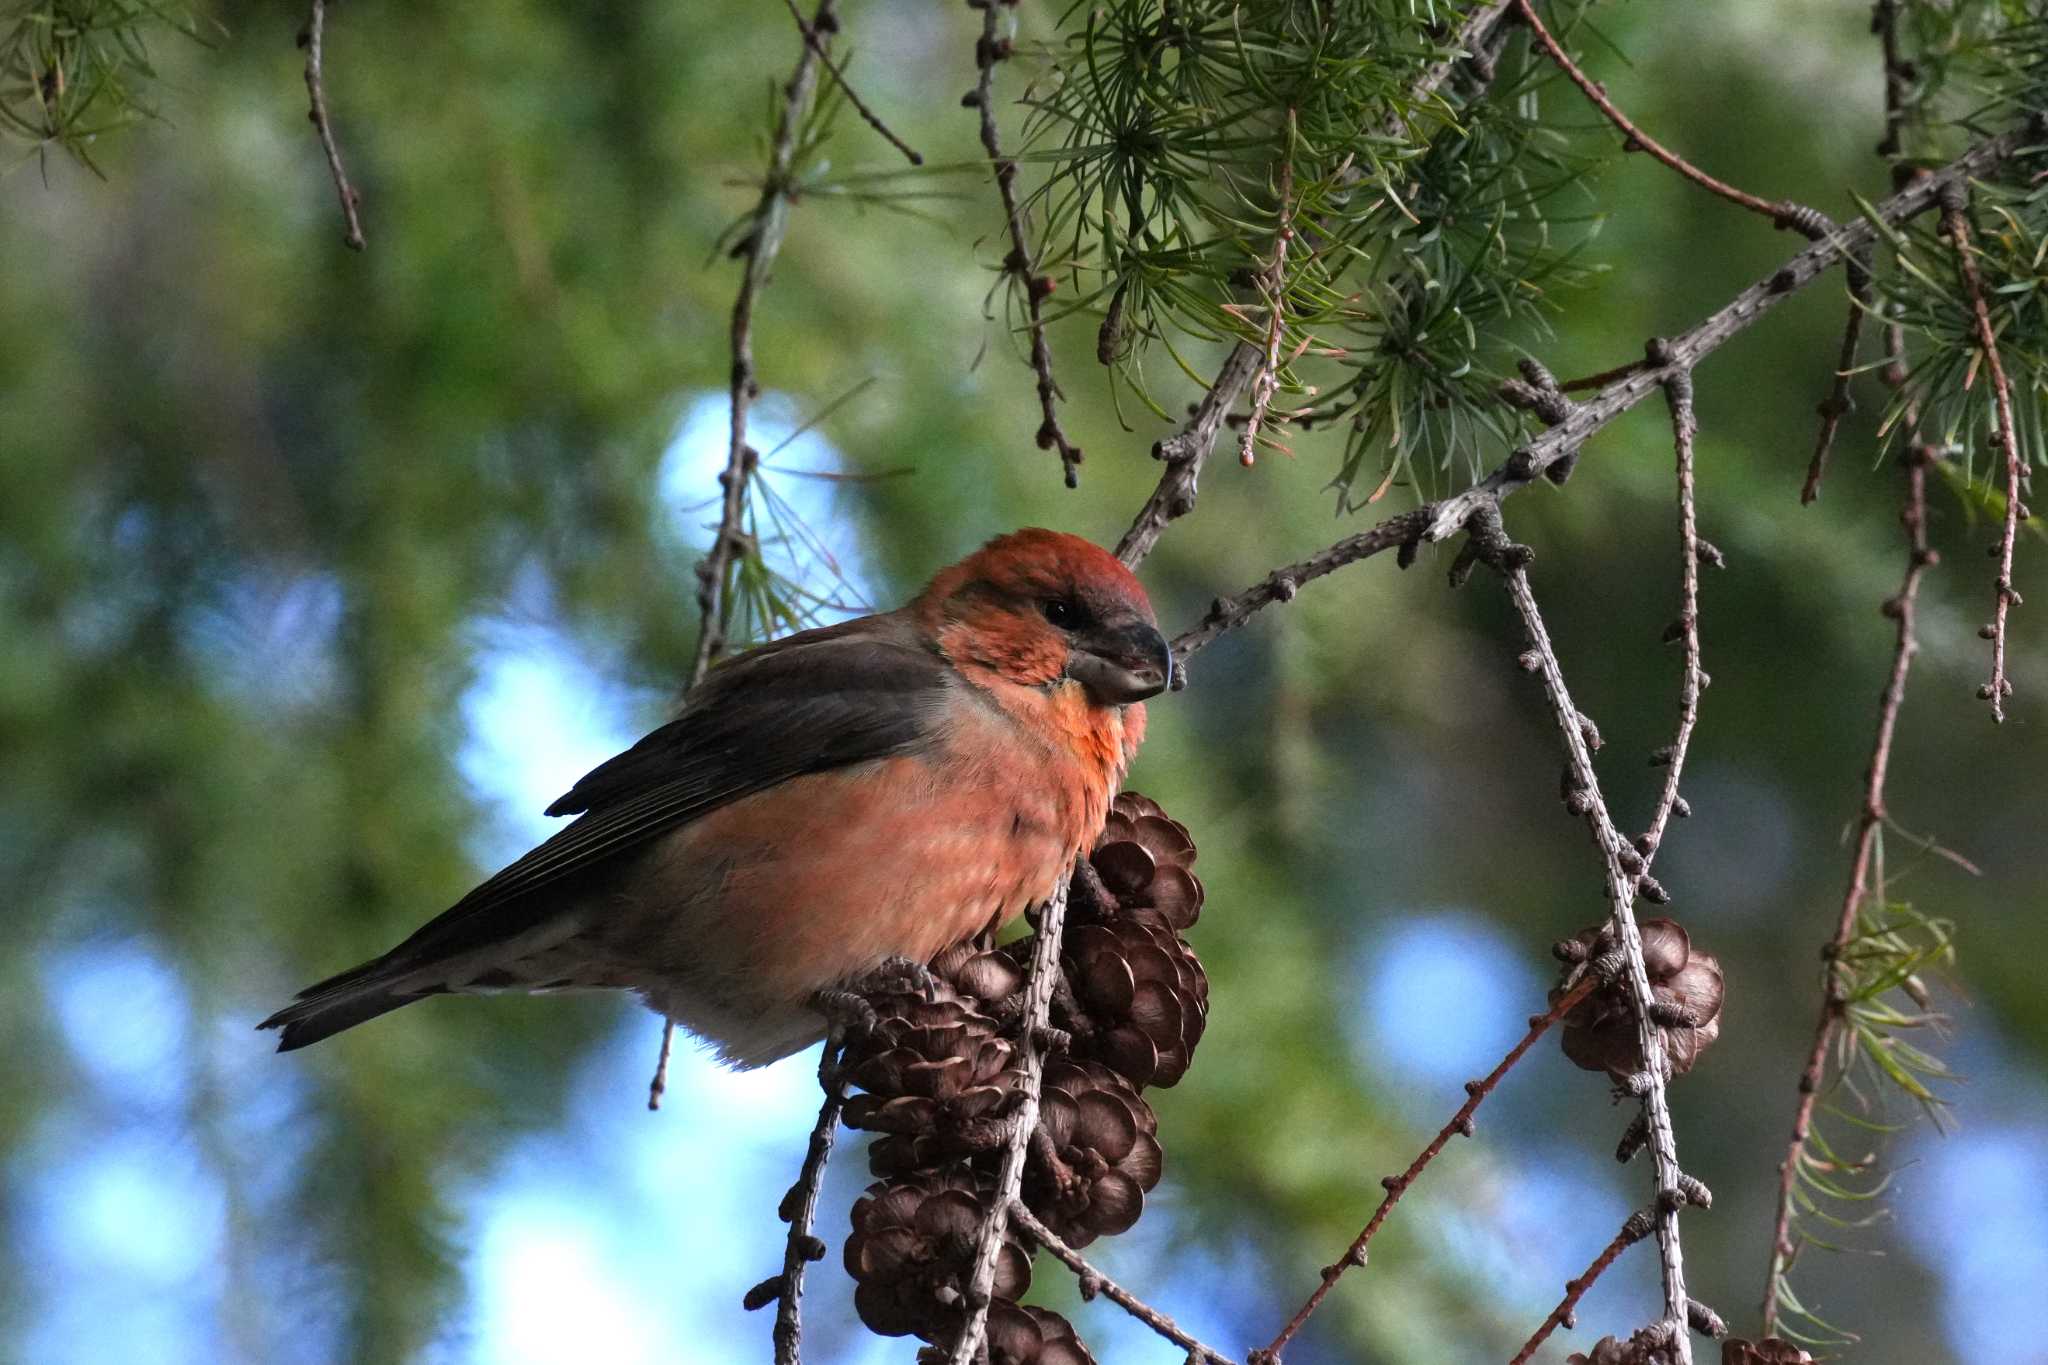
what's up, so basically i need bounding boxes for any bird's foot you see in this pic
[811,957,944,1042]
[849,955,940,999]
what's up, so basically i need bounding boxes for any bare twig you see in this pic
[779,0,923,166]
[1477,504,1699,1364]
[1117,342,1265,569]
[1939,183,2026,721]
[1008,1200,1239,1365]
[1168,124,2035,663]
[965,0,1082,488]
[758,1035,850,1364]
[1807,0,1920,504]
[948,879,1071,1364]
[1510,1207,1657,1365]
[299,0,365,250]
[1252,975,1597,1363]
[1800,248,1873,504]
[1514,0,1824,236]
[1761,343,1938,1336]
[1638,354,1705,862]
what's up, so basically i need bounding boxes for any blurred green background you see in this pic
[3,1,2044,1362]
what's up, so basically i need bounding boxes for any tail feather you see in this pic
[259,913,599,1051]
[258,954,444,1052]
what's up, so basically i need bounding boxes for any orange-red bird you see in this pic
[260,529,1170,1067]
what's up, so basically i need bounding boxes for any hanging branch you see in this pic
[1805,0,1919,504]
[1469,501,1707,1365]
[1639,355,1707,863]
[743,1033,850,1365]
[1509,1207,1657,1365]
[1169,122,2036,665]
[1800,247,1874,505]
[964,0,1082,488]
[1251,975,1597,1362]
[947,880,1071,1365]
[1007,1201,1239,1365]
[299,0,365,250]
[1760,351,1939,1336]
[1938,182,2026,722]
[1513,0,1827,238]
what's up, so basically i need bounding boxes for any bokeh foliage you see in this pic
[4,1,2047,1362]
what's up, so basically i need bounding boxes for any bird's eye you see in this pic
[1041,598,1083,629]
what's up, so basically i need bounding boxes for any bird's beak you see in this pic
[1068,622,1173,704]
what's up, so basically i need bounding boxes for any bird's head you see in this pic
[914,528,1172,705]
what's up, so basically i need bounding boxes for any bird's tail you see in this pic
[258,913,606,1051]
[257,956,439,1052]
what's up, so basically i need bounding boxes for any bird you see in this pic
[259,528,1172,1068]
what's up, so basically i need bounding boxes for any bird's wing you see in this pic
[353,616,951,970]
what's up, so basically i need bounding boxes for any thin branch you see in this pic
[1251,975,1597,1363]
[1514,0,1831,240]
[965,0,1082,488]
[1939,183,2026,722]
[948,879,1071,1365]
[1168,123,2036,663]
[1117,341,1264,569]
[1477,504,1699,1364]
[299,0,364,250]
[1638,356,1705,863]
[1800,248,1873,505]
[779,0,923,166]
[1509,1207,1656,1365]
[740,1033,851,1364]
[1760,349,1937,1336]
[1117,0,1516,570]
[1239,131,1298,469]
[1807,0,1919,504]
[1008,1200,1239,1365]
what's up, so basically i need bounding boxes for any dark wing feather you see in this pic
[266,615,948,1030]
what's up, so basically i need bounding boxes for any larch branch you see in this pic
[965,0,1082,487]
[1008,1200,1239,1365]
[1168,123,2036,663]
[300,0,365,251]
[1479,502,1701,1363]
[1760,337,1938,1336]
[948,879,1071,1364]
[1251,975,1596,1362]
[1939,184,2026,722]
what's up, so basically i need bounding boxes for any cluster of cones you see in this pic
[839,793,1209,1364]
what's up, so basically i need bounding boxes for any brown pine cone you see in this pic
[1555,918,1724,1081]
[930,940,1027,1009]
[845,1172,1031,1342]
[841,987,1021,1174]
[1022,1059,1164,1247]
[1090,792,1204,931]
[1721,1340,1815,1365]
[985,1301,1098,1365]
[1064,910,1208,1088]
